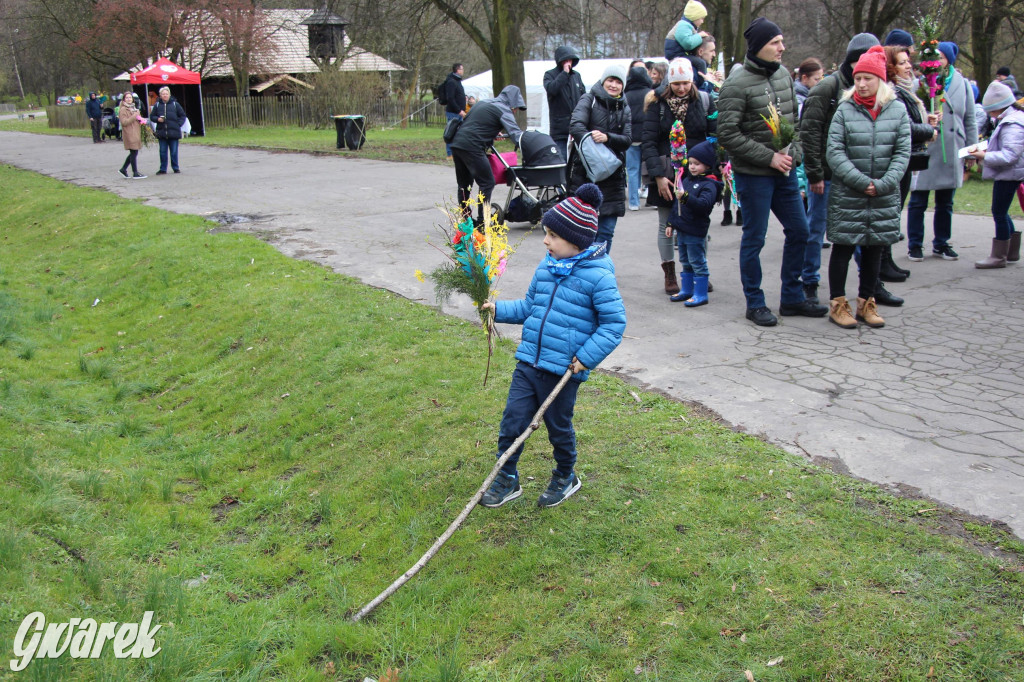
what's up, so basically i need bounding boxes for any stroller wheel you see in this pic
[489,203,505,226]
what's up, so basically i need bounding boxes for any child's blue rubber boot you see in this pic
[685,276,709,307]
[670,272,694,302]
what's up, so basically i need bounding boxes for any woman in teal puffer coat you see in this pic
[825,46,910,330]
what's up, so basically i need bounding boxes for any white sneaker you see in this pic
[628,205,640,211]
[638,186,648,199]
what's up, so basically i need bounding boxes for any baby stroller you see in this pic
[490,130,568,227]
[101,106,120,141]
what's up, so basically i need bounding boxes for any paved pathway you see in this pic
[2,131,1022,537]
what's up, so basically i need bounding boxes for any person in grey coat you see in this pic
[905,41,978,262]
[825,46,910,330]
[450,85,526,225]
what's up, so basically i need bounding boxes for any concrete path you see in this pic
[2,131,1022,538]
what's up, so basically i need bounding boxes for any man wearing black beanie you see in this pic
[718,17,826,326]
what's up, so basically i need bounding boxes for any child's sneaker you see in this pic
[480,471,522,508]
[536,470,581,508]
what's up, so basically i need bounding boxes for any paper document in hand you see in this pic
[958,140,988,159]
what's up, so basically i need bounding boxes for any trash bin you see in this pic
[333,115,366,151]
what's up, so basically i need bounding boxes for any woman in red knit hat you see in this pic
[823,46,911,329]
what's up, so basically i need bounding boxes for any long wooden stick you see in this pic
[351,368,575,622]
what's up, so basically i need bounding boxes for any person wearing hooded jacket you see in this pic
[450,85,526,224]
[568,64,632,253]
[624,65,653,211]
[718,17,826,327]
[86,93,103,143]
[544,46,587,161]
[799,33,881,305]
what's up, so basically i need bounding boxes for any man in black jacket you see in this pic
[450,85,526,224]
[86,93,103,143]
[543,46,586,160]
[443,63,467,159]
[624,65,652,210]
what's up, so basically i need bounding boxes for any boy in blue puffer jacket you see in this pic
[479,184,626,508]
[666,141,723,306]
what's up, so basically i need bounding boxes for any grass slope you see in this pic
[0,164,1022,681]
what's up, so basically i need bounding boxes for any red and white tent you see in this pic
[128,58,205,136]
[129,58,201,85]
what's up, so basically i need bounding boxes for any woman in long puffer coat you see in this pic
[568,64,632,253]
[824,46,910,329]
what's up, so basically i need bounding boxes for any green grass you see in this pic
[1,163,1023,680]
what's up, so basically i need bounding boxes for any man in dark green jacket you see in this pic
[799,33,881,303]
[718,18,827,326]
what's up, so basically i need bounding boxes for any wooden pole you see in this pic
[351,368,575,622]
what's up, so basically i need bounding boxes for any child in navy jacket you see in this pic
[480,184,627,508]
[666,141,723,306]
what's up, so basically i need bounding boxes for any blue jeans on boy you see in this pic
[991,180,1018,241]
[158,138,180,172]
[445,111,460,157]
[626,145,642,208]
[907,188,955,250]
[498,362,581,478]
[803,180,830,285]
[733,171,810,309]
[677,234,709,277]
[597,215,618,253]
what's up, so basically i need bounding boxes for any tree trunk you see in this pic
[970,0,1007,84]
[488,0,526,117]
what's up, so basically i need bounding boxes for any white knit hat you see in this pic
[667,58,693,84]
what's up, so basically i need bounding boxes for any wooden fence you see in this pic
[45,97,448,131]
[202,96,446,130]
[0,103,16,114]
[46,105,88,129]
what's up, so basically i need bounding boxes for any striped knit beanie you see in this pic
[543,184,603,249]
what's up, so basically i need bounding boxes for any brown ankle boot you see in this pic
[1008,232,1021,264]
[662,261,680,294]
[974,238,1009,269]
[856,297,885,328]
[829,296,857,329]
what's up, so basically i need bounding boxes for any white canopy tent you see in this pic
[461,58,663,134]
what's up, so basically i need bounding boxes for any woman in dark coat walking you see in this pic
[825,46,910,329]
[641,58,717,293]
[568,64,632,252]
[625,65,653,211]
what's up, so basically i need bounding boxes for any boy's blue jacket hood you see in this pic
[494,246,626,380]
